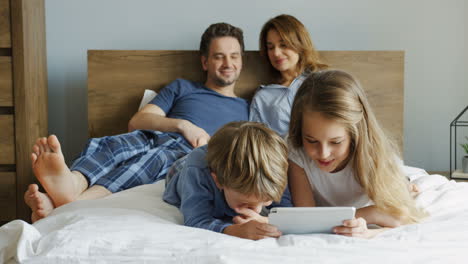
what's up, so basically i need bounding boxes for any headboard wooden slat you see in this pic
[88,50,403,150]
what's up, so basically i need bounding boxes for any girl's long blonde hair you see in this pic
[289,70,427,223]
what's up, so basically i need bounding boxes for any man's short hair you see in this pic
[206,121,288,202]
[199,23,245,57]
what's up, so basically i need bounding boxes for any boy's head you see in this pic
[206,121,288,213]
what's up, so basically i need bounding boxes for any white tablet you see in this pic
[269,207,356,234]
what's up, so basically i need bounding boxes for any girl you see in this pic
[250,14,328,136]
[288,70,427,238]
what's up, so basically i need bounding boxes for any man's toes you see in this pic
[31,212,40,223]
[37,138,45,153]
[36,209,48,218]
[33,142,41,156]
[31,153,38,164]
[39,137,50,152]
[48,135,61,154]
[29,184,39,193]
[24,184,38,201]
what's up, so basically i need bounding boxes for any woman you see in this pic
[250,14,328,136]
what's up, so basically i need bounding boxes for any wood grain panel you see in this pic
[0,0,11,48]
[0,172,16,221]
[88,50,403,151]
[0,56,13,106]
[87,50,272,138]
[11,0,48,222]
[320,51,404,151]
[0,115,15,164]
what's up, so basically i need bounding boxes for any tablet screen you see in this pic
[269,207,356,234]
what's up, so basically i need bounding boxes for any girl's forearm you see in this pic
[357,206,402,227]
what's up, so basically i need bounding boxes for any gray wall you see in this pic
[45,0,468,171]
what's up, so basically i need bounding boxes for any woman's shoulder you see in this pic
[252,83,287,99]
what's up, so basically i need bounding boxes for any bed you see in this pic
[1,50,467,263]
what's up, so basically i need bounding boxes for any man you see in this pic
[25,23,249,222]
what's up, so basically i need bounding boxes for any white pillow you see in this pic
[138,89,158,110]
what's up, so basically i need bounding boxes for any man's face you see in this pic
[202,36,242,88]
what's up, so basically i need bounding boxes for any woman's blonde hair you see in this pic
[289,70,427,223]
[207,121,288,202]
[259,14,328,83]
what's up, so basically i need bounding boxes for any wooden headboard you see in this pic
[88,50,404,150]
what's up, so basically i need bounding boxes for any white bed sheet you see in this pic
[1,168,468,263]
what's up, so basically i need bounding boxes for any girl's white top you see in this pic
[288,141,373,208]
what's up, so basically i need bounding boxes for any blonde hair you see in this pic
[289,70,427,223]
[259,14,328,83]
[207,121,288,202]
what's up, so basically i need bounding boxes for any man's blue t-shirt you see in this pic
[163,146,292,233]
[150,79,249,136]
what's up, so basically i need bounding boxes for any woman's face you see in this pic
[266,29,300,77]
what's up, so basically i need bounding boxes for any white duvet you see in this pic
[1,168,468,264]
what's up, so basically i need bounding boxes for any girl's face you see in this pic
[301,111,352,173]
[266,29,300,77]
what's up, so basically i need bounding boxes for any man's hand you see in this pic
[232,208,269,224]
[179,120,211,148]
[224,220,282,240]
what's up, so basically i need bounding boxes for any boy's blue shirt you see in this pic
[163,145,292,233]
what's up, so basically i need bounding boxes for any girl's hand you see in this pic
[333,217,381,239]
[409,183,420,198]
[233,207,269,224]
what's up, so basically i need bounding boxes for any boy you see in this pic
[163,121,292,240]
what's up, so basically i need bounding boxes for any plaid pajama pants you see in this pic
[70,130,193,193]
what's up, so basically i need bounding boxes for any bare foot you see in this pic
[31,135,84,207]
[24,184,55,223]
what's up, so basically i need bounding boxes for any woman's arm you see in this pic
[288,160,316,207]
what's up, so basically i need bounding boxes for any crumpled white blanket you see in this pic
[1,167,467,264]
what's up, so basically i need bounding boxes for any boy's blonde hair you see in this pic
[259,14,328,84]
[207,121,288,202]
[289,70,427,223]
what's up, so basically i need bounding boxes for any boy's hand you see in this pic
[224,220,282,240]
[333,217,383,239]
[233,207,268,224]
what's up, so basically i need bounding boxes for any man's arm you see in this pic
[128,104,210,147]
[128,104,186,133]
